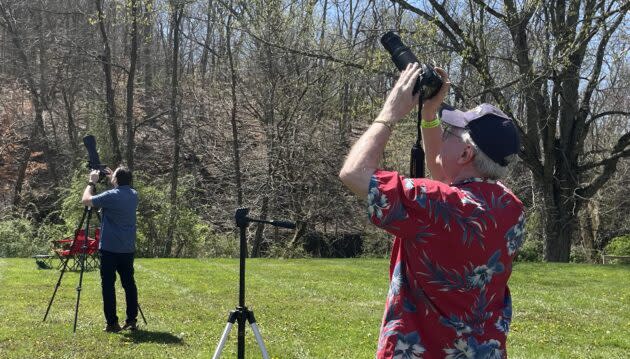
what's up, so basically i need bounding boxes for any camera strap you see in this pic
[410,92,425,178]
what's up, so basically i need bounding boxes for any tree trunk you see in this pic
[251,196,268,257]
[95,0,123,164]
[11,135,32,208]
[200,0,214,83]
[125,0,139,170]
[540,177,580,262]
[289,221,308,249]
[142,1,154,101]
[61,89,79,156]
[339,82,350,146]
[579,200,600,263]
[226,13,243,206]
[164,3,183,257]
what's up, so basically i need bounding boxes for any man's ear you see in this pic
[457,145,475,165]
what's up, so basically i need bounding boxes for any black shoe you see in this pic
[122,320,137,331]
[104,323,122,333]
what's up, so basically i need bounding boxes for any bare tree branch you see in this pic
[578,131,630,197]
[587,111,630,127]
[579,148,630,173]
[471,0,505,19]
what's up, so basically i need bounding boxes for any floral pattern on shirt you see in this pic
[494,292,513,335]
[444,337,503,359]
[393,331,426,359]
[505,212,525,255]
[368,171,524,358]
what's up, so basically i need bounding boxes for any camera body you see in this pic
[82,135,108,178]
[380,31,442,99]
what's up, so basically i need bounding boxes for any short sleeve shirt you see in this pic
[368,170,525,359]
[91,186,138,253]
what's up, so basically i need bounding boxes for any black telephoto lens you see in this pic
[82,135,107,176]
[83,135,101,169]
[380,32,419,72]
[380,31,443,98]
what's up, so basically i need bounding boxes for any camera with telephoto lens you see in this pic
[380,31,443,98]
[83,135,109,180]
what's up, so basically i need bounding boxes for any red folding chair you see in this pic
[52,229,100,271]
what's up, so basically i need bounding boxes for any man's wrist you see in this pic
[421,107,438,122]
[373,119,395,131]
[421,118,441,129]
[375,109,400,123]
[87,181,96,188]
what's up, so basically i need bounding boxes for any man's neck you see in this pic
[450,167,485,185]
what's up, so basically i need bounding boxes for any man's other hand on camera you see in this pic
[104,167,114,181]
[339,63,449,197]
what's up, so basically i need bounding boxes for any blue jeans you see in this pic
[99,250,138,325]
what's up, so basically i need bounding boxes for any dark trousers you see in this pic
[99,250,138,325]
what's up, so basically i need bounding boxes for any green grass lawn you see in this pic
[0,258,628,358]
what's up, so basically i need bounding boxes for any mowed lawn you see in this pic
[0,258,628,358]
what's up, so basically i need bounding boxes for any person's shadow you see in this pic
[122,330,185,345]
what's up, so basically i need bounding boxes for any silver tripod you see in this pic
[212,208,294,359]
[212,308,269,359]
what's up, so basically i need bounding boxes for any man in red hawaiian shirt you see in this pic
[339,63,524,358]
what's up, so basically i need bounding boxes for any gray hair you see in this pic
[461,132,516,179]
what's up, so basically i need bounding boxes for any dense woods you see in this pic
[0,0,628,262]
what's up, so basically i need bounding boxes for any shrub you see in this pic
[59,170,94,232]
[570,246,590,263]
[134,174,215,257]
[301,231,363,258]
[267,239,310,258]
[0,217,34,257]
[515,239,543,262]
[198,231,239,258]
[604,235,630,256]
[360,228,392,258]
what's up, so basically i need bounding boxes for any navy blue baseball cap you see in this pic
[439,103,520,166]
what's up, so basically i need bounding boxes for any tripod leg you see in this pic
[250,323,270,359]
[73,206,93,333]
[212,310,239,359]
[138,303,148,325]
[43,256,71,322]
[73,251,88,333]
[212,322,234,359]
[247,311,270,359]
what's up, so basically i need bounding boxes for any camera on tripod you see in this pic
[83,135,109,180]
[380,31,442,98]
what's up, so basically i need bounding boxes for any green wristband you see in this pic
[421,118,441,129]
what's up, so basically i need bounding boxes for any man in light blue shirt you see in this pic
[82,166,139,333]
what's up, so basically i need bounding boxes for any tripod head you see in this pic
[235,208,296,230]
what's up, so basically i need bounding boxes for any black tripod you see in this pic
[212,208,295,359]
[43,200,147,332]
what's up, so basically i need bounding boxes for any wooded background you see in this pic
[0,0,628,262]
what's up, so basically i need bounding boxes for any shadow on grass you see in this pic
[122,330,185,345]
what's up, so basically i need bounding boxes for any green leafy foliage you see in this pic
[0,218,34,257]
[133,174,221,258]
[570,246,590,263]
[515,239,543,262]
[605,235,630,256]
[514,209,544,262]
